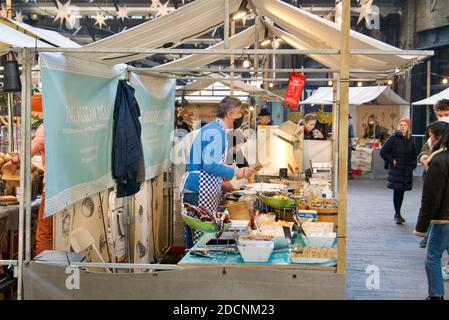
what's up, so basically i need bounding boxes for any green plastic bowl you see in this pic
[259,193,297,209]
[181,213,232,233]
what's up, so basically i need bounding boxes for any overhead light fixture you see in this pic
[271,38,281,49]
[328,80,333,86]
[443,78,448,85]
[387,79,393,85]
[232,0,249,20]
[269,82,274,88]
[357,82,363,87]
[242,57,251,69]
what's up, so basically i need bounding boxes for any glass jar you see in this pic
[239,190,258,210]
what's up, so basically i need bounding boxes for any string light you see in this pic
[269,82,274,88]
[242,58,251,69]
[443,78,448,85]
[387,79,393,85]
[357,82,363,87]
[328,80,333,86]
[271,38,281,49]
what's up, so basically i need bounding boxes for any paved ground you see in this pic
[346,177,449,300]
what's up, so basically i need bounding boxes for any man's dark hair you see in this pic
[434,99,449,112]
[216,96,242,118]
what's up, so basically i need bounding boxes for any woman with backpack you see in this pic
[380,118,417,224]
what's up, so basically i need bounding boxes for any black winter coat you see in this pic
[380,131,417,191]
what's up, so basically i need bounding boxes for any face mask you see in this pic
[233,116,244,129]
[438,116,449,124]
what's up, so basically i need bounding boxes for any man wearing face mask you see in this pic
[180,96,256,248]
[418,99,449,167]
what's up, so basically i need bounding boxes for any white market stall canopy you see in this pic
[412,87,449,105]
[58,0,426,78]
[301,86,409,106]
[180,82,250,104]
[2,18,81,48]
[0,23,51,50]
[254,0,421,76]
[69,0,242,65]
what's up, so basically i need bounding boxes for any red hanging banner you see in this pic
[282,72,306,110]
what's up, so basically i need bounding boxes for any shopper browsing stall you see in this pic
[380,118,417,224]
[2,93,50,256]
[414,124,449,300]
[301,113,325,140]
[257,107,272,126]
[180,96,256,248]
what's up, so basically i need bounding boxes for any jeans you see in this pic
[182,193,199,249]
[393,189,405,216]
[425,223,449,297]
[348,147,352,174]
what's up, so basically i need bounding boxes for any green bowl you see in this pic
[181,213,232,233]
[259,193,297,209]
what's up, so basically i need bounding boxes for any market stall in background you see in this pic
[302,86,410,179]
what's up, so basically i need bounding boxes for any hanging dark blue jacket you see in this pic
[112,80,145,197]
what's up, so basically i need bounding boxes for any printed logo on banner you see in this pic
[283,73,306,110]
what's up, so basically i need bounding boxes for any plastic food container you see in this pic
[237,240,274,263]
[301,232,336,248]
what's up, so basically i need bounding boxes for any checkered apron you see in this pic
[184,119,229,244]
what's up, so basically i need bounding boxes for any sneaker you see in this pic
[394,214,405,224]
[442,266,449,281]
[419,237,428,248]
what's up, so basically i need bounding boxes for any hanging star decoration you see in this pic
[15,11,23,23]
[117,5,129,23]
[94,12,107,28]
[53,0,72,27]
[150,0,162,9]
[0,5,7,18]
[357,0,374,25]
[155,1,170,17]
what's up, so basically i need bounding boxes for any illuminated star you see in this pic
[155,1,170,17]
[357,0,374,25]
[94,12,107,28]
[15,11,23,22]
[0,5,7,18]
[150,0,162,9]
[53,0,72,27]
[117,5,129,23]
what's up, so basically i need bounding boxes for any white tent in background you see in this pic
[301,86,409,106]
[301,86,409,137]
[180,82,250,104]
[412,87,449,105]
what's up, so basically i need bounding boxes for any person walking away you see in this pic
[414,124,449,300]
[380,118,417,224]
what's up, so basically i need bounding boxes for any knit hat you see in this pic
[399,117,411,127]
[258,108,271,117]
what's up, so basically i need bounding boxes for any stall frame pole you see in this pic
[337,0,350,275]
[17,47,32,300]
